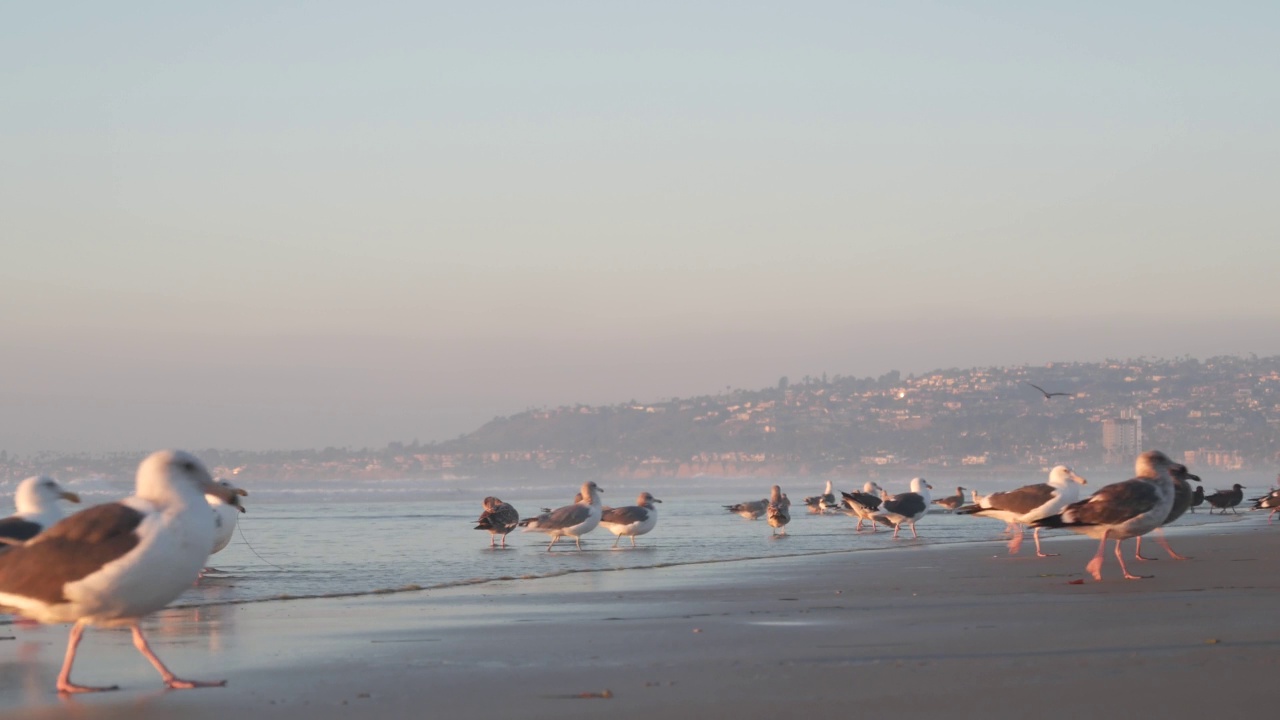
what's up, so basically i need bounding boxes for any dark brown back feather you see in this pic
[0,503,144,605]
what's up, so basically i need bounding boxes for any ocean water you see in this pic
[2,471,1270,610]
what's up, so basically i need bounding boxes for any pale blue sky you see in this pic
[2,2,1277,452]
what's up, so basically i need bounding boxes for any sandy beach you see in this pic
[3,517,1278,719]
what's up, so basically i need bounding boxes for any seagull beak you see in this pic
[235,487,249,497]
[204,479,241,505]
[1184,472,1201,483]
[654,498,663,503]
[60,490,82,503]
[1074,473,1088,485]
[231,496,247,513]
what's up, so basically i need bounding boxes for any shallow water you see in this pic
[2,472,1268,609]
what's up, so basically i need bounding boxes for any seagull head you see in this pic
[138,450,236,506]
[14,476,80,514]
[1134,450,1177,480]
[1048,465,1088,487]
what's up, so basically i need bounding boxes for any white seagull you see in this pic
[956,466,1088,557]
[519,481,603,551]
[208,479,248,556]
[1030,450,1180,581]
[839,482,884,532]
[871,478,933,539]
[600,492,662,548]
[0,450,241,693]
[1,476,81,549]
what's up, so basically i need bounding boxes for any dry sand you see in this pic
[3,518,1278,719]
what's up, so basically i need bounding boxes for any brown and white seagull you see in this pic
[519,481,603,551]
[725,498,769,521]
[1,476,81,549]
[956,466,1088,557]
[600,492,661,548]
[1030,450,1180,581]
[931,486,967,512]
[766,485,791,536]
[474,496,520,548]
[0,450,241,694]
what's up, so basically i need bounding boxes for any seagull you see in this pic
[208,479,248,557]
[871,478,933,539]
[725,498,769,520]
[519,481,603,551]
[1188,484,1205,513]
[839,482,884,532]
[1027,382,1073,400]
[1252,489,1280,522]
[1029,450,1180,581]
[931,486,967,512]
[1133,465,1201,561]
[1,476,81,550]
[956,466,1088,557]
[600,492,661,548]
[0,450,240,693]
[1204,484,1246,514]
[766,485,790,536]
[802,481,839,514]
[475,496,520,548]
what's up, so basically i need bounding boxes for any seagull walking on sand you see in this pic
[1,476,81,549]
[871,478,933,539]
[1030,450,1181,581]
[519,482,603,551]
[1204,484,1246,514]
[474,496,520,548]
[766,485,790,536]
[1133,465,1201,561]
[600,492,661,548]
[0,450,241,694]
[956,466,1088,557]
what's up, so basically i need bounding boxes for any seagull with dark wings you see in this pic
[1027,382,1074,400]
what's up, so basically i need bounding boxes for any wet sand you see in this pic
[3,518,1279,719]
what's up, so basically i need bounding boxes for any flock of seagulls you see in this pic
[1,446,1276,697]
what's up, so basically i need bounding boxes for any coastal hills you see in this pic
[5,355,1277,483]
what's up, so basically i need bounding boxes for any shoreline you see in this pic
[3,517,1279,718]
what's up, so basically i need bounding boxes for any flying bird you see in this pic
[1027,382,1074,400]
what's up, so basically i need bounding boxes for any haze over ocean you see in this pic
[3,2,1277,454]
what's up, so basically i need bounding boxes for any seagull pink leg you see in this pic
[1085,531,1108,581]
[1007,524,1025,555]
[1033,528,1058,557]
[1133,535,1158,561]
[56,621,119,694]
[909,521,918,539]
[131,624,226,690]
[1114,539,1150,580]
[1154,528,1190,560]
[891,524,900,539]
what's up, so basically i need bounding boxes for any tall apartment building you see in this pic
[1102,408,1143,463]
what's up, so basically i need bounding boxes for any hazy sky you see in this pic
[3,2,1278,453]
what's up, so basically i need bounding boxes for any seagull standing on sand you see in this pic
[1029,450,1181,581]
[600,492,661,548]
[519,481,603,551]
[872,478,933,539]
[725,498,769,520]
[839,482,884,532]
[1133,465,1201,561]
[0,450,241,693]
[474,496,520,548]
[207,479,248,556]
[1204,484,1246,514]
[1,476,81,549]
[1189,484,1205,513]
[956,466,1088,557]
[766,485,790,536]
